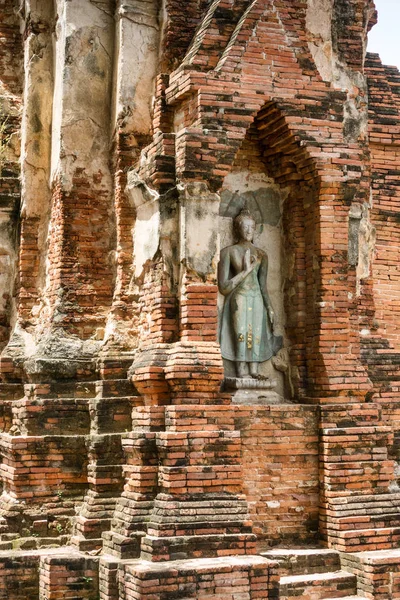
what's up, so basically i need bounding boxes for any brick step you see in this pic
[328,492,400,508]
[341,548,400,597]
[156,430,241,461]
[0,535,67,551]
[327,526,400,552]
[321,424,389,434]
[75,514,113,539]
[102,529,144,559]
[20,394,136,406]
[140,532,257,561]
[321,458,394,492]
[148,519,249,536]
[19,395,136,403]
[21,379,137,400]
[164,405,235,431]
[332,512,400,531]
[261,548,340,575]
[321,425,391,446]
[279,570,357,600]
[11,397,91,435]
[323,493,400,527]
[147,498,251,535]
[70,535,103,552]
[98,357,136,380]
[0,433,88,504]
[121,555,276,599]
[23,381,96,399]
[320,404,381,429]
[8,396,137,435]
[0,547,77,600]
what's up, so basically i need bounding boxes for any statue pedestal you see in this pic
[224,377,288,405]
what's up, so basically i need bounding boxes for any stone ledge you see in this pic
[125,553,276,575]
[344,548,400,565]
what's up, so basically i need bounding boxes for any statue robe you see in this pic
[219,263,282,363]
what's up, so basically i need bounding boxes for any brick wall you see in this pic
[363,53,400,401]
[236,405,319,547]
[46,175,115,338]
[1,2,400,600]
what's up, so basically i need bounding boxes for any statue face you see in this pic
[237,216,255,242]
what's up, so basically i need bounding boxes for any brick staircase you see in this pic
[0,376,399,598]
[0,379,138,552]
[320,403,400,552]
[0,376,278,598]
[322,492,400,552]
[262,548,368,600]
[102,402,257,561]
[341,548,400,600]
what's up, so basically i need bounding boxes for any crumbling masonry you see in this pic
[0,0,400,599]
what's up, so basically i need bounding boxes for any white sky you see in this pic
[368,0,400,68]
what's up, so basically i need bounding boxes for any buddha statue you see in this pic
[218,207,282,378]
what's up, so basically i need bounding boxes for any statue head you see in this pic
[234,206,256,242]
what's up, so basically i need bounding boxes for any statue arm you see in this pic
[218,248,258,296]
[258,253,275,325]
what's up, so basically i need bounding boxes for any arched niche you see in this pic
[217,103,320,401]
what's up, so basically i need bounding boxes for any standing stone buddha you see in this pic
[218,207,282,379]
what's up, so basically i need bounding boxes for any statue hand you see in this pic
[243,248,251,271]
[268,307,275,324]
[243,250,260,274]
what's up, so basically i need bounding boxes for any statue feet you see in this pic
[249,362,258,378]
[236,361,249,378]
[236,361,267,379]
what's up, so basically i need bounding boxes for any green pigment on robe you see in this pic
[219,262,282,363]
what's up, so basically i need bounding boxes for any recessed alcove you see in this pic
[218,168,288,397]
[217,112,316,401]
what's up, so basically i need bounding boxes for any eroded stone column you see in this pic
[15,0,54,351]
[101,0,161,368]
[26,0,116,379]
[165,181,224,402]
[127,171,179,404]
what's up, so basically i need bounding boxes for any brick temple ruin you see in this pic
[0,0,400,598]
